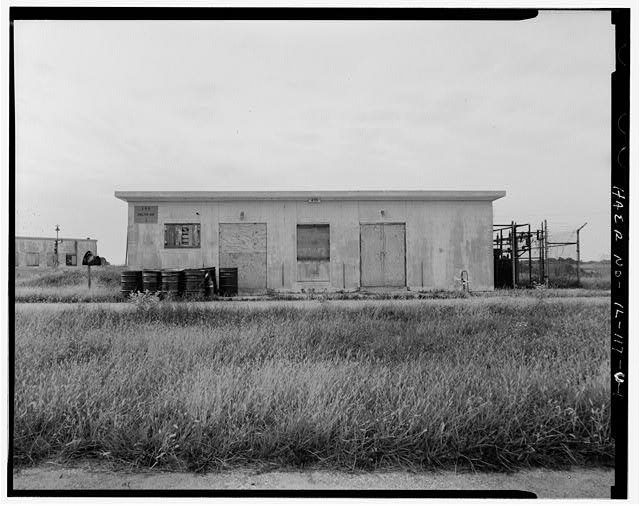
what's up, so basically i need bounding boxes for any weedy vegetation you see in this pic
[15,266,124,303]
[14,265,609,303]
[486,288,610,298]
[14,298,612,473]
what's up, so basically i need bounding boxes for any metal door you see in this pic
[360,224,384,286]
[219,223,267,293]
[360,223,406,287]
[383,223,406,286]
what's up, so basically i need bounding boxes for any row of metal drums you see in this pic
[120,267,238,299]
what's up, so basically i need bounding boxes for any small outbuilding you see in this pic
[15,236,98,268]
[115,190,505,293]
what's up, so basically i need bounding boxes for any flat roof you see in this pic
[15,236,96,242]
[115,190,506,203]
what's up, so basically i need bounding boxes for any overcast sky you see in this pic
[14,11,614,264]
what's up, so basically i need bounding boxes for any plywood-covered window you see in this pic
[66,254,77,266]
[297,224,330,281]
[297,225,330,260]
[164,223,201,248]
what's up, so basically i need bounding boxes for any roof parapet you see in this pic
[114,190,506,203]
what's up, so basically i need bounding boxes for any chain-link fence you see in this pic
[494,223,610,289]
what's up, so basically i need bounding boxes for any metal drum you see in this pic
[142,269,161,293]
[204,267,217,297]
[161,269,182,298]
[183,268,206,298]
[218,267,238,297]
[120,270,142,298]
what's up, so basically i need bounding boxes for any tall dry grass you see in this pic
[15,266,124,302]
[15,265,123,287]
[14,299,611,472]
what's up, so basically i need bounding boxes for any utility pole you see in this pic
[544,219,549,286]
[54,224,60,268]
[539,222,544,284]
[576,222,588,288]
[510,221,517,288]
[528,224,532,287]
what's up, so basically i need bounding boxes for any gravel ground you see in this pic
[11,464,614,498]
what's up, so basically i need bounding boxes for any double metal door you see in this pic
[360,223,406,287]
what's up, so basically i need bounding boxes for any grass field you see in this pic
[518,260,611,289]
[15,266,123,303]
[14,297,612,473]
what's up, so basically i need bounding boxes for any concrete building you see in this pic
[15,236,98,268]
[115,190,505,293]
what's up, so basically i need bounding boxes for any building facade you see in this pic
[115,190,505,293]
[15,237,98,268]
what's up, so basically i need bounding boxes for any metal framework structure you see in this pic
[493,220,587,289]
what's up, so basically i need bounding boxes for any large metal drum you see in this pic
[120,270,142,298]
[161,269,182,298]
[218,267,238,297]
[142,269,161,293]
[183,268,206,298]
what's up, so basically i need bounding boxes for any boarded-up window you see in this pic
[297,225,330,282]
[26,252,39,266]
[66,254,77,266]
[297,225,330,261]
[164,224,201,248]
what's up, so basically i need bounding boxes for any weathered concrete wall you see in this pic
[15,238,98,267]
[124,199,494,292]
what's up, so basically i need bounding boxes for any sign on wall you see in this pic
[134,206,158,224]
